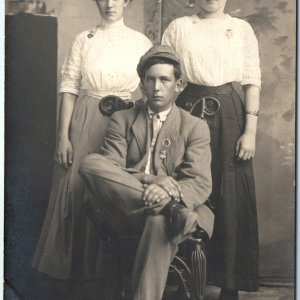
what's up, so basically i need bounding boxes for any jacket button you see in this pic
[97,209,101,214]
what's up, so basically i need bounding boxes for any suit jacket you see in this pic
[101,103,212,210]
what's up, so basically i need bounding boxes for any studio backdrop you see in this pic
[46,0,296,284]
[5,0,295,295]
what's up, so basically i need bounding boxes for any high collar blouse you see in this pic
[59,18,152,99]
[162,14,261,87]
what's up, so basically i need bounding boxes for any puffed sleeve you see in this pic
[161,19,178,49]
[241,22,261,87]
[58,33,84,95]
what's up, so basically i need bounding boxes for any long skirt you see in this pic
[32,94,109,280]
[176,83,259,292]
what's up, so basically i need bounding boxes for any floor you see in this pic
[18,278,295,300]
[204,284,295,300]
[22,270,295,300]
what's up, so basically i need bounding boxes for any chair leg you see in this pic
[191,240,206,300]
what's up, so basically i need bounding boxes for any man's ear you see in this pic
[175,78,183,93]
[139,81,146,95]
[124,0,131,8]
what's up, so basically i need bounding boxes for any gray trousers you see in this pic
[79,154,190,300]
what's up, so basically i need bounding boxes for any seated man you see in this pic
[79,45,214,300]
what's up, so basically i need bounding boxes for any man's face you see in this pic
[96,0,129,23]
[142,64,182,113]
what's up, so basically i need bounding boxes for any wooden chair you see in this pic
[82,199,208,300]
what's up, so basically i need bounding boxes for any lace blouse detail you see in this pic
[59,18,152,98]
[162,14,261,87]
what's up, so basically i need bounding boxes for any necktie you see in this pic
[145,114,161,174]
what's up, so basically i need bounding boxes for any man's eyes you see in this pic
[146,78,171,82]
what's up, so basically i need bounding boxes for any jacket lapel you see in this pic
[153,105,180,174]
[131,104,150,156]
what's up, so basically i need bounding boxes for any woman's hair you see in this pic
[140,57,182,80]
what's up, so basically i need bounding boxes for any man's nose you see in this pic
[107,0,114,8]
[154,80,161,91]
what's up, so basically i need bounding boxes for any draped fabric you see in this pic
[32,19,152,280]
[176,84,259,291]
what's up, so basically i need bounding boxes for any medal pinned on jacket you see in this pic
[160,138,171,160]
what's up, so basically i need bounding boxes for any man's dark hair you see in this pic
[140,57,182,80]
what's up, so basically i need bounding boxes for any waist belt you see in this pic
[186,82,233,94]
[99,95,134,116]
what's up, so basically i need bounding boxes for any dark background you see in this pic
[5,14,57,297]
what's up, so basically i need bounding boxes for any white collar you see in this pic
[147,105,172,122]
[97,17,125,30]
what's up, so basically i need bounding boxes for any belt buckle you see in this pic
[189,96,220,120]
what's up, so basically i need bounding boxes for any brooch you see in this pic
[87,28,96,39]
[162,138,171,148]
[225,29,233,38]
[160,149,167,160]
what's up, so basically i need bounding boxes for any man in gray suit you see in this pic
[79,45,214,300]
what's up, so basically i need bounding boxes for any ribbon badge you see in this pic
[160,149,167,160]
[160,138,171,160]
[162,138,171,148]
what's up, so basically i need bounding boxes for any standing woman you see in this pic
[162,0,261,299]
[33,0,151,289]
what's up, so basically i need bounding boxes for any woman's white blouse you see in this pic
[162,14,261,87]
[59,18,152,98]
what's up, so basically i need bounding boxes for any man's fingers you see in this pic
[170,177,181,190]
[143,184,170,206]
[161,181,181,198]
[143,185,157,204]
[165,186,179,198]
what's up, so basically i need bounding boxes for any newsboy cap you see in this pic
[137,45,181,78]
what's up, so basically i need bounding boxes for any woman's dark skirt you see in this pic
[176,83,259,292]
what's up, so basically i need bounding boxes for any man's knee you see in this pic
[79,153,111,177]
[144,215,168,234]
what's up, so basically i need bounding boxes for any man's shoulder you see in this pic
[176,106,210,140]
[177,106,207,128]
[111,102,144,122]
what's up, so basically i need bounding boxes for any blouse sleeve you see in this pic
[161,19,177,49]
[58,33,84,95]
[241,22,261,87]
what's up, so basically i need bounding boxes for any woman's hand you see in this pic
[235,132,256,160]
[54,136,73,169]
[54,93,77,169]
[237,84,259,161]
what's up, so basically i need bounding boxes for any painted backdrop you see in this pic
[144,0,295,283]
[27,0,295,284]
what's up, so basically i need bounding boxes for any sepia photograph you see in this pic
[5,0,295,299]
